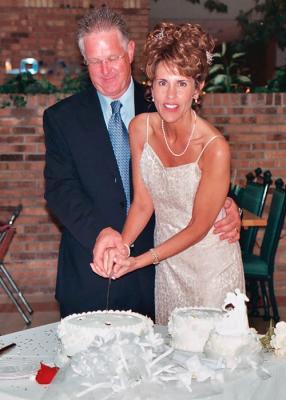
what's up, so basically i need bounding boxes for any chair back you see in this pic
[239,181,270,254]
[0,226,16,261]
[239,182,269,215]
[260,186,286,272]
[232,185,245,205]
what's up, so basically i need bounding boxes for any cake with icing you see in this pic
[204,289,261,368]
[58,310,154,356]
[168,307,223,352]
[168,289,261,368]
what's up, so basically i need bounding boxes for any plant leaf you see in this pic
[208,64,224,74]
[221,42,227,56]
[212,52,222,58]
[213,74,227,85]
[235,75,252,83]
[232,52,246,59]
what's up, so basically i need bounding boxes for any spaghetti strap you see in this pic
[196,135,221,163]
[146,114,150,144]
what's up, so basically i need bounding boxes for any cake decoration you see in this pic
[48,330,224,399]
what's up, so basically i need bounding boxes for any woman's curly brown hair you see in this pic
[144,22,215,87]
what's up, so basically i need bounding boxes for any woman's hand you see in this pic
[91,247,129,278]
[112,255,138,279]
[213,197,241,243]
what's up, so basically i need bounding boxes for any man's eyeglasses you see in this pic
[84,53,126,67]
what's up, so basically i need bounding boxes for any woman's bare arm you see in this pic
[113,135,231,276]
[121,114,155,245]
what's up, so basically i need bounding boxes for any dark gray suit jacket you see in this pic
[43,81,155,320]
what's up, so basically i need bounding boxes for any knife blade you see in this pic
[0,342,16,355]
[106,276,112,310]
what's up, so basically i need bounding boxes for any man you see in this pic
[44,7,240,320]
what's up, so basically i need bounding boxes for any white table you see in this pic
[0,323,58,400]
[1,323,286,400]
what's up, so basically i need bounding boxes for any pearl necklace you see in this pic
[161,110,197,157]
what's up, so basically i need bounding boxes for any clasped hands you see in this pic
[91,228,135,279]
[90,197,241,279]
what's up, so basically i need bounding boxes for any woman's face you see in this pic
[152,61,198,124]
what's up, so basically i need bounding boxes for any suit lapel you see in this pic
[78,87,122,183]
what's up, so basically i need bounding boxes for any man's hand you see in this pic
[213,197,241,243]
[91,227,127,275]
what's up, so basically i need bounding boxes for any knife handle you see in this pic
[0,342,16,355]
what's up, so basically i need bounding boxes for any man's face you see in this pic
[83,29,135,99]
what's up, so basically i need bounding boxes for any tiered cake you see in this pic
[168,289,261,368]
[204,290,261,368]
[168,307,223,352]
[58,310,153,356]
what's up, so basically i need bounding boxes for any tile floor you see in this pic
[0,293,60,336]
[0,293,285,337]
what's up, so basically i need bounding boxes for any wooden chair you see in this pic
[0,206,33,324]
[243,180,286,322]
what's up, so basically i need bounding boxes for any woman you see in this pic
[92,22,245,324]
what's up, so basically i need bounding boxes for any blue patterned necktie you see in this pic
[108,100,130,211]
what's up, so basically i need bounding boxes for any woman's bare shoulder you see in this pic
[129,112,159,138]
[129,112,151,130]
[197,115,224,141]
[196,116,229,159]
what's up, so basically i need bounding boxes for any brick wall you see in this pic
[0,0,150,83]
[0,92,286,303]
[201,93,286,185]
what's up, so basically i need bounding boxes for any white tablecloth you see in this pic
[0,323,58,400]
[1,323,286,400]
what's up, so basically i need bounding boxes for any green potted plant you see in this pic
[205,42,251,93]
[0,70,91,107]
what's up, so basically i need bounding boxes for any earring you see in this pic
[193,96,199,104]
[152,97,154,102]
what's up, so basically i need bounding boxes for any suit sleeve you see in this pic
[43,108,108,252]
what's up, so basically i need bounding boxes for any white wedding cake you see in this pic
[204,289,261,368]
[168,307,223,352]
[168,289,261,369]
[58,310,154,356]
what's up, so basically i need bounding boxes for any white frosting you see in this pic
[168,307,223,352]
[204,290,261,368]
[204,330,261,369]
[58,310,153,356]
[168,289,261,369]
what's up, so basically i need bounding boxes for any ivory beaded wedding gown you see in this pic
[140,115,245,325]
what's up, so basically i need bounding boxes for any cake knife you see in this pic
[106,276,112,310]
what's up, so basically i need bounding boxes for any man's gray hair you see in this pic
[78,7,130,58]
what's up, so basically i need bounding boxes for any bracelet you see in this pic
[123,243,131,257]
[149,248,160,265]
